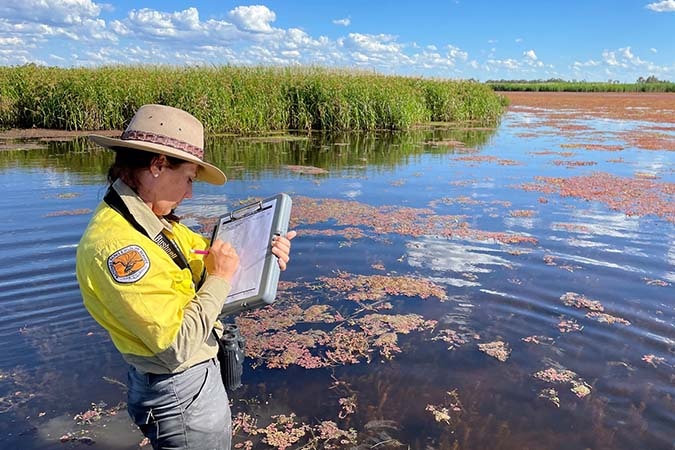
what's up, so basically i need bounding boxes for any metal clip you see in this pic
[230,201,263,221]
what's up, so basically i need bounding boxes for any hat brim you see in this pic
[89,134,226,185]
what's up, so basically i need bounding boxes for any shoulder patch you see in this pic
[107,245,150,283]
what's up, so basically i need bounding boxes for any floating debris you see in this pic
[239,294,436,369]
[534,368,577,384]
[552,160,598,167]
[283,164,329,175]
[425,389,463,425]
[570,380,592,398]
[543,255,557,266]
[432,329,469,350]
[319,271,448,302]
[521,335,555,345]
[533,366,592,403]
[641,354,666,368]
[552,222,591,233]
[642,277,670,287]
[509,209,536,217]
[338,396,357,419]
[232,411,357,450]
[557,318,583,333]
[290,196,538,244]
[44,208,92,217]
[74,402,109,425]
[559,293,630,325]
[560,292,604,312]
[519,173,675,223]
[538,388,560,407]
[56,192,81,199]
[259,414,309,450]
[315,421,358,449]
[57,401,126,445]
[478,340,511,362]
[586,312,631,326]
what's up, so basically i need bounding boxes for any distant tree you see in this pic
[637,75,664,83]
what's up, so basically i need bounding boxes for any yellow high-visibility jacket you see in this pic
[76,179,231,374]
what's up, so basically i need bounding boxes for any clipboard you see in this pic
[210,193,292,316]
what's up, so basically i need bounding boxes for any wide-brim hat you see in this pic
[89,104,226,185]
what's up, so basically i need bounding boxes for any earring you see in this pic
[153,173,159,178]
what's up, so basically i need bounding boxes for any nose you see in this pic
[185,183,193,199]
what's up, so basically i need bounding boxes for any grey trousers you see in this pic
[127,358,231,450]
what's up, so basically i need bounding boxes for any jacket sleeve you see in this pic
[83,233,230,370]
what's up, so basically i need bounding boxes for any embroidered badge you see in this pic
[107,245,150,283]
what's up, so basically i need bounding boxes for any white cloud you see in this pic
[344,33,403,55]
[602,46,649,68]
[650,47,658,53]
[228,5,276,33]
[332,18,351,26]
[487,58,520,70]
[602,49,621,66]
[447,44,468,61]
[0,37,22,46]
[646,0,675,12]
[573,59,600,68]
[0,0,101,26]
[571,46,673,81]
[125,7,202,37]
[524,49,537,60]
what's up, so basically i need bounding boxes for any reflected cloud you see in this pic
[406,236,512,281]
[343,182,363,199]
[665,235,675,283]
[479,288,510,297]
[504,216,536,230]
[558,252,644,273]
[429,276,479,288]
[569,208,641,239]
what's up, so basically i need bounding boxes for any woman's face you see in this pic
[149,161,198,216]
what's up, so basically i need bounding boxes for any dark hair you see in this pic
[107,148,186,191]
[107,148,187,222]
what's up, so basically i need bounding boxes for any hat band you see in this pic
[122,130,204,159]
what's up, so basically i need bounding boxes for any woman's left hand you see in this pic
[271,230,297,271]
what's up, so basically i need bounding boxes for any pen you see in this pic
[190,249,209,255]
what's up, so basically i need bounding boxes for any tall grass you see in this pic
[0,65,506,132]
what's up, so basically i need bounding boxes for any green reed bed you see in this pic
[0,65,506,133]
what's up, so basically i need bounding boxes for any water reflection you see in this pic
[0,114,673,449]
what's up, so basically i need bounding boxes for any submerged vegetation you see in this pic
[0,65,507,133]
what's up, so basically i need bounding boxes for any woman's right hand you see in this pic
[204,239,240,283]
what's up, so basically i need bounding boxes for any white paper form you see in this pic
[213,198,276,303]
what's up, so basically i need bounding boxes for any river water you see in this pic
[0,97,673,449]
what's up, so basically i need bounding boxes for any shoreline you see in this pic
[2,91,673,151]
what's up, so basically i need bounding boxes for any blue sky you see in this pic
[1,0,674,82]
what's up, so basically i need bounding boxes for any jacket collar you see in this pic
[112,179,173,238]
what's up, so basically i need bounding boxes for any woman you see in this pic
[76,104,296,449]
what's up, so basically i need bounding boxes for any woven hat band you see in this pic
[121,129,204,159]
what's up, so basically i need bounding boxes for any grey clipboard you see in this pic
[211,193,292,316]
